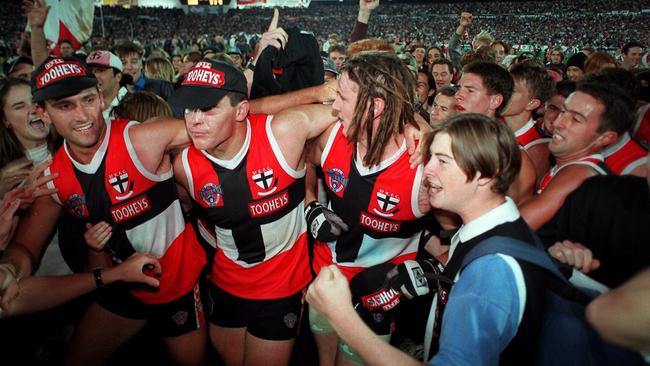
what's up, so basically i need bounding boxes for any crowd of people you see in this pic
[1,0,650,365]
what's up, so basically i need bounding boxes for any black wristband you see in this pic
[93,268,104,289]
[246,59,255,72]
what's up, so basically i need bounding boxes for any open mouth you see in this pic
[74,122,93,133]
[455,104,465,112]
[29,116,46,130]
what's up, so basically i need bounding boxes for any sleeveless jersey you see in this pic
[514,118,551,150]
[181,114,311,299]
[537,154,609,194]
[314,122,426,280]
[602,132,648,175]
[634,104,650,147]
[45,118,206,304]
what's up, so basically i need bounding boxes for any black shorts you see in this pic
[205,282,304,341]
[95,282,204,337]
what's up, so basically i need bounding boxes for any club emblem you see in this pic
[108,171,134,200]
[199,182,223,207]
[171,311,188,325]
[326,168,348,193]
[283,312,298,329]
[373,190,400,217]
[64,193,88,218]
[252,168,277,196]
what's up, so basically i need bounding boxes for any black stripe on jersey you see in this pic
[328,157,424,263]
[203,160,305,265]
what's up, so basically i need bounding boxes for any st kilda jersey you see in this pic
[602,132,649,175]
[313,122,426,280]
[537,154,609,194]
[181,114,311,299]
[45,118,206,304]
[514,118,551,150]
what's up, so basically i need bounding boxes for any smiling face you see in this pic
[37,87,105,154]
[429,94,457,126]
[120,51,143,81]
[2,83,49,149]
[549,91,607,161]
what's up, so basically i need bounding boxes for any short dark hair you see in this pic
[490,40,510,55]
[431,58,454,74]
[438,85,457,97]
[423,113,521,195]
[463,61,514,116]
[576,81,634,135]
[328,44,347,55]
[555,80,576,99]
[114,42,144,58]
[509,60,554,104]
[622,41,644,54]
[583,67,640,102]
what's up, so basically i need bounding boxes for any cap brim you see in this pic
[32,77,98,102]
[168,85,228,110]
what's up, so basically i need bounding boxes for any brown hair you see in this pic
[341,52,416,167]
[509,60,554,104]
[347,39,395,57]
[112,91,172,122]
[423,113,521,194]
[584,52,618,75]
[145,57,176,83]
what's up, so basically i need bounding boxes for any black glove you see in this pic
[384,259,444,299]
[304,201,349,242]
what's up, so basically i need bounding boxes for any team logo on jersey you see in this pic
[252,168,277,196]
[108,170,134,201]
[171,311,188,325]
[373,190,400,217]
[64,193,88,218]
[283,312,298,329]
[199,182,223,207]
[326,168,348,193]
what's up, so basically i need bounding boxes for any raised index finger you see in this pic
[267,8,279,32]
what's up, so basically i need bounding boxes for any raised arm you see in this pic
[128,117,189,173]
[350,0,379,42]
[23,0,50,67]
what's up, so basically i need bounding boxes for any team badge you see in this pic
[326,168,348,193]
[108,170,134,201]
[252,168,277,196]
[283,312,298,329]
[171,311,188,325]
[373,190,400,217]
[199,182,223,207]
[64,193,88,218]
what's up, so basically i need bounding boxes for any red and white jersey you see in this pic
[514,118,551,150]
[313,122,426,281]
[537,154,609,194]
[46,118,206,304]
[634,104,650,147]
[602,132,649,175]
[181,114,311,299]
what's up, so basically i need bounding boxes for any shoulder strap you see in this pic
[460,235,593,305]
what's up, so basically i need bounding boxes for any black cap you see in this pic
[3,55,33,76]
[31,57,97,102]
[567,52,587,71]
[169,59,247,110]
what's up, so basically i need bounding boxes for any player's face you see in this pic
[2,83,49,149]
[423,132,475,215]
[429,94,457,126]
[455,73,494,116]
[184,95,244,154]
[549,91,605,161]
[331,72,360,137]
[38,87,105,151]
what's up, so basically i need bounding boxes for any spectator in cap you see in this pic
[323,57,338,83]
[226,46,243,69]
[86,50,127,119]
[3,56,33,81]
[566,52,587,81]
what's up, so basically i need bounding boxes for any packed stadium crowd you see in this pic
[1,0,650,365]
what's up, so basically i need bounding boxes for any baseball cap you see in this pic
[3,55,33,76]
[31,57,98,102]
[323,57,338,75]
[226,46,242,55]
[86,50,123,72]
[169,59,247,110]
[567,52,587,71]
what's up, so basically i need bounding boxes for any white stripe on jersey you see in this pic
[126,200,185,257]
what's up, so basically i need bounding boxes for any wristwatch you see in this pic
[246,58,256,72]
